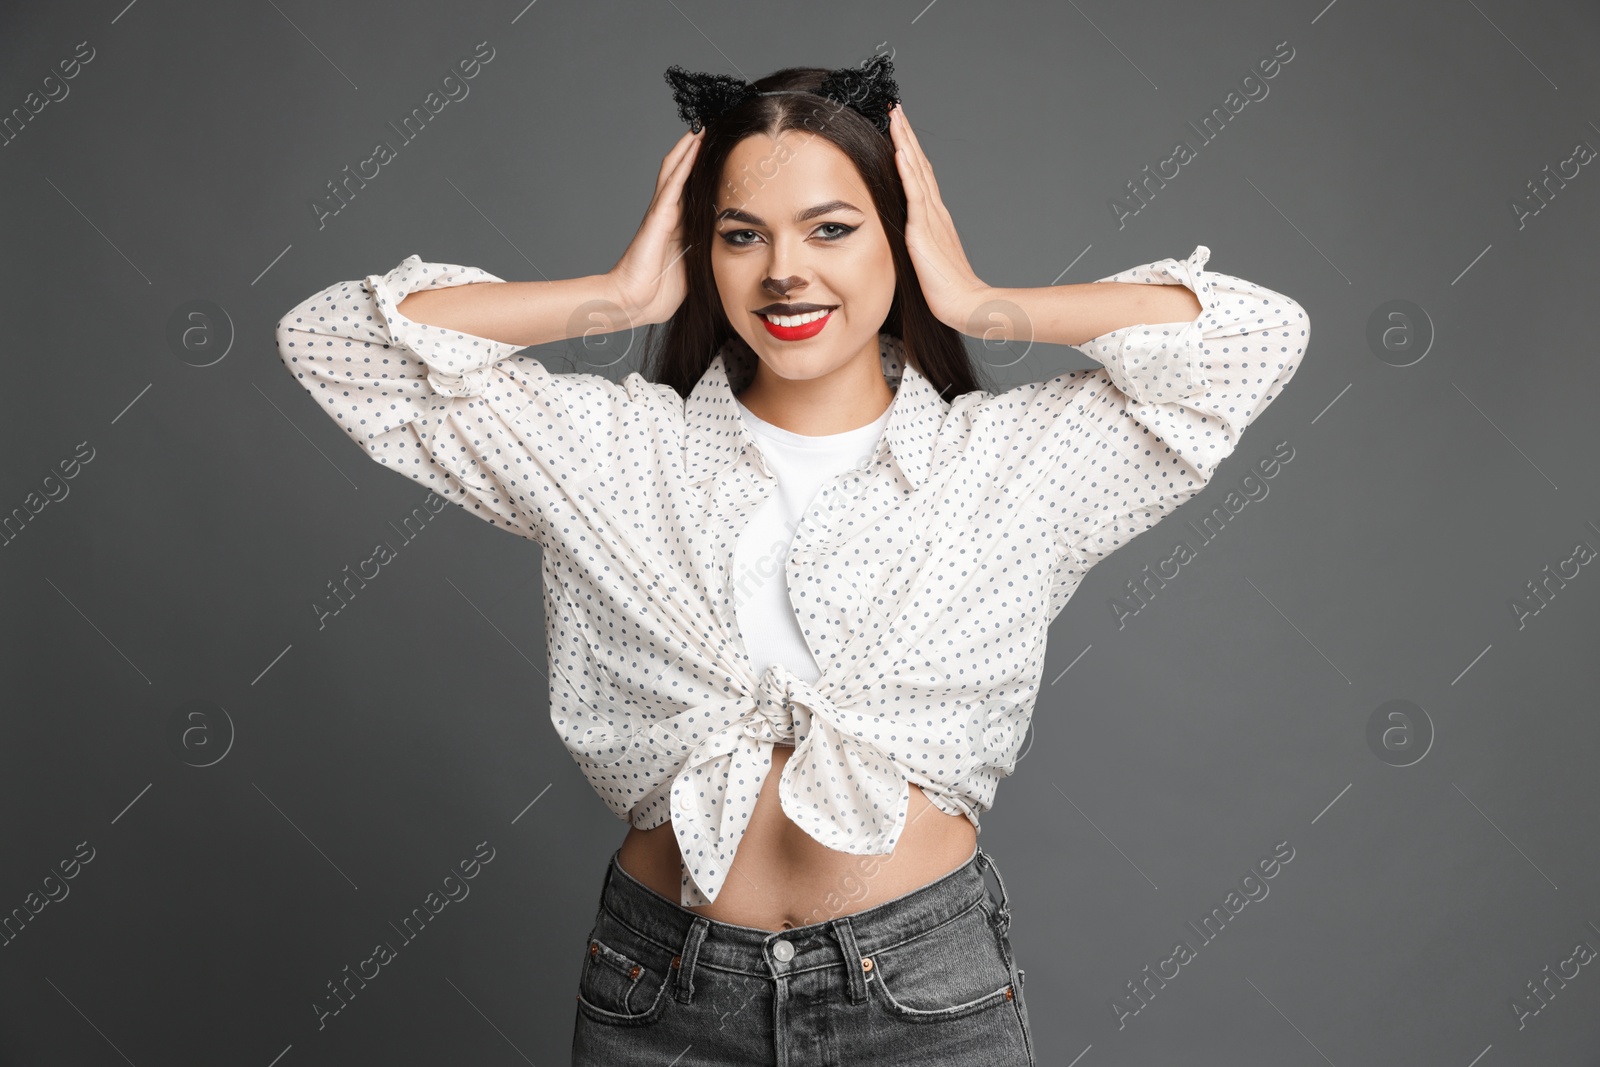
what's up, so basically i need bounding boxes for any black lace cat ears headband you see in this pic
[664,53,900,135]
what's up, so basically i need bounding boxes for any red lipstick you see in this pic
[760,310,833,341]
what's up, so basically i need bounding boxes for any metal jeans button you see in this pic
[771,938,795,962]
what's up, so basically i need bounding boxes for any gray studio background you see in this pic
[3,0,1598,1064]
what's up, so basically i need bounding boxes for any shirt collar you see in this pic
[684,332,947,490]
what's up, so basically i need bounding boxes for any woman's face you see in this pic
[711,131,896,386]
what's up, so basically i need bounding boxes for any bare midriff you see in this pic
[616,742,977,931]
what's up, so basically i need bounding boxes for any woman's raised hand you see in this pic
[889,104,993,334]
[606,127,704,326]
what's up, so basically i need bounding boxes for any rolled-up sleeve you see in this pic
[275,255,674,545]
[973,244,1310,592]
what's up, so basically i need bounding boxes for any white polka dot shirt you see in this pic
[275,245,1310,907]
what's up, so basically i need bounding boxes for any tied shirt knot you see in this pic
[655,662,913,908]
[755,661,810,745]
[424,363,495,398]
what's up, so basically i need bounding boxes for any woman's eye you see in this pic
[718,224,854,246]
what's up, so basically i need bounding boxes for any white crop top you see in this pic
[731,395,895,686]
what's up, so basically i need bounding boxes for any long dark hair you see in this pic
[641,65,986,403]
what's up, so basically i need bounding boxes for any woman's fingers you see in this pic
[647,129,702,229]
[895,106,942,202]
[890,111,922,202]
[653,127,704,198]
[898,110,960,255]
[897,144,933,225]
[891,110,931,210]
[663,130,702,208]
[667,126,702,172]
[887,103,987,329]
[654,129,694,189]
[669,129,703,191]
[613,128,704,322]
[900,153,932,228]
[657,133,701,260]
[889,106,911,177]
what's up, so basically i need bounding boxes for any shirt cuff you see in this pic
[366,254,528,398]
[1074,244,1215,406]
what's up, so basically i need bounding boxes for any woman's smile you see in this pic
[757,306,835,340]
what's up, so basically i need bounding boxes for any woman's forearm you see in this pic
[395,272,634,350]
[976,280,1204,347]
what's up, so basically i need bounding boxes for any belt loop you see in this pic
[601,850,620,898]
[829,917,869,1004]
[976,847,1012,938]
[674,916,710,1004]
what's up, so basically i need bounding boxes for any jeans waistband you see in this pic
[594,842,1014,1002]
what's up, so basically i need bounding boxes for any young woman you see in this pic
[276,56,1308,1066]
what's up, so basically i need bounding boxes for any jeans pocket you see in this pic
[868,898,1018,1021]
[575,910,673,1027]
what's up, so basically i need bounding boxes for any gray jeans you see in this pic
[572,843,1035,1066]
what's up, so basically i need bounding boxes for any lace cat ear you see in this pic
[663,55,901,134]
[664,65,758,132]
[816,53,900,134]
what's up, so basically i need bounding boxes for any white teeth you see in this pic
[763,309,830,327]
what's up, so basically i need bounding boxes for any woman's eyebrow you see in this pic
[715,200,866,226]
